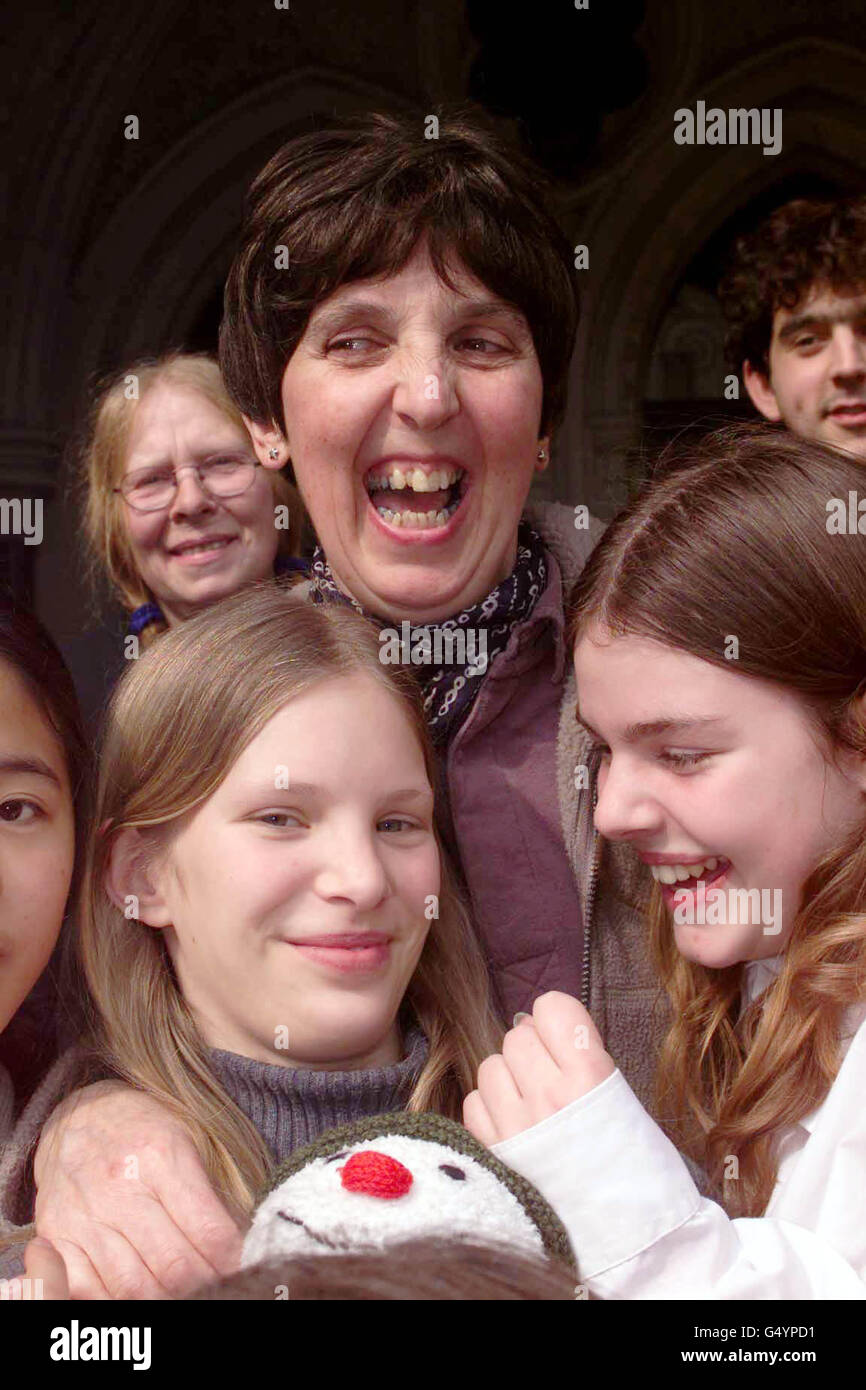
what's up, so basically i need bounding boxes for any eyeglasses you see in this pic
[114,458,262,513]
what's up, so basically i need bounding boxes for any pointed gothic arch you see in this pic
[557,37,866,515]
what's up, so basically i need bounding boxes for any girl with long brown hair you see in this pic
[62,584,500,1268]
[463,425,866,1298]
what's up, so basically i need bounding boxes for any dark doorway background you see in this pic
[642,170,848,457]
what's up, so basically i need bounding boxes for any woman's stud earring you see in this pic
[268,447,280,460]
[537,448,547,462]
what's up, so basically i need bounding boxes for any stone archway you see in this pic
[72,67,418,389]
[7,64,411,626]
[558,37,866,516]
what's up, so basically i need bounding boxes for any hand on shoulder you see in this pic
[34,1081,242,1299]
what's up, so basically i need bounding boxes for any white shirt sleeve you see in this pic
[490,1041,866,1300]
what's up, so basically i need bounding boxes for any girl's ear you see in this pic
[104,826,173,929]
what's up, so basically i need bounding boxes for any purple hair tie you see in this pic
[127,559,307,637]
[274,554,310,576]
[128,602,164,636]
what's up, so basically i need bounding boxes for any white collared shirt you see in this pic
[491,960,866,1299]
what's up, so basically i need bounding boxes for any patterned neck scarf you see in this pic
[309,521,548,745]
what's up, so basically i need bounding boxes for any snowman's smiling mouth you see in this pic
[277,1209,348,1251]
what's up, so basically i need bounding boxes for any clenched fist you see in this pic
[463,992,615,1145]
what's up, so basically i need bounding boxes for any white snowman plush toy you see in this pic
[243,1111,576,1274]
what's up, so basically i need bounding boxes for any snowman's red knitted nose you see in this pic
[339,1150,413,1199]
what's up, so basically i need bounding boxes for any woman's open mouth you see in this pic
[364,462,468,533]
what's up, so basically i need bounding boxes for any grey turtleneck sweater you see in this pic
[0,1027,429,1279]
[209,1023,430,1165]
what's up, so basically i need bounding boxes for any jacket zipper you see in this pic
[580,779,600,1010]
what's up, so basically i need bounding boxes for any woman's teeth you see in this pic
[375,504,459,529]
[366,464,465,529]
[367,465,463,493]
[173,538,233,555]
[650,857,721,885]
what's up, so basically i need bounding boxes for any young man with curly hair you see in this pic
[718,195,866,459]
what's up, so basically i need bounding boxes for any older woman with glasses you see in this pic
[78,352,303,647]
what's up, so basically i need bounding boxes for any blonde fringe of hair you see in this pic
[77,588,502,1222]
[72,351,306,648]
[652,800,866,1220]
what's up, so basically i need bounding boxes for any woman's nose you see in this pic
[390,351,459,428]
[593,761,662,842]
[339,1150,413,1199]
[170,466,217,518]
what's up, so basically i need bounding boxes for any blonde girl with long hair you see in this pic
[55,585,500,1291]
[76,351,304,649]
[462,426,866,1298]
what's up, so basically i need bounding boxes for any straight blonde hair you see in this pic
[74,352,305,646]
[77,586,502,1221]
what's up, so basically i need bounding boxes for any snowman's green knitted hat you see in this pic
[260,1109,577,1272]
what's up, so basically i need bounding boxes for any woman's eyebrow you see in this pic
[453,298,528,328]
[126,443,251,470]
[0,754,61,786]
[308,300,392,334]
[309,297,528,334]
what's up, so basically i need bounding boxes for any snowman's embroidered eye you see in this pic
[439,1164,467,1180]
[324,1151,350,1164]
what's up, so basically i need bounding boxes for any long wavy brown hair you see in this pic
[77,586,501,1222]
[568,425,866,1218]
